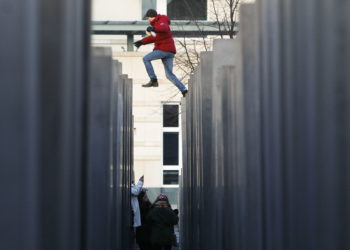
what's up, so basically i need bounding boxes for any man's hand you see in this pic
[139,175,144,182]
[146,26,154,32]
[134,40,143,48]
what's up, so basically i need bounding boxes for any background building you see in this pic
[91,0,242,207]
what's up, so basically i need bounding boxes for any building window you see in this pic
[162,103,181,186]
[167,0,207,20]
[163,132,179,165]
[163,170,179,185]
[163,104,179,127]
[142,0,157,19]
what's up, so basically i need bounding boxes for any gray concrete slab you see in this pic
[199,51,215,250]
[86,47,113,250]
[256,1,285,249]
[211,39,240,250]
[240,3,263,250]
[0,1,40,249]
[180,1,350,249]
[0,0,90,249]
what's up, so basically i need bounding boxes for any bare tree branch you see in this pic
[177,39,196,73]
[172,0,240,93]
[210,0,224,39]
[183,0,209,51]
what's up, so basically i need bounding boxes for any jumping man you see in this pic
[134,9,188,97]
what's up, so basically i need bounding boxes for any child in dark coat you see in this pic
[147,193,178,250]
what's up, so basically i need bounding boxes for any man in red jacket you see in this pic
[134,9,188,97]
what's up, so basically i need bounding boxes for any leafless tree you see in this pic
[173,0,240,83]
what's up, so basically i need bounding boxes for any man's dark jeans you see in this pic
[143,50,187,92]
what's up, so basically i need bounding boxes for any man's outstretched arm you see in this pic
[131,175,144,195]
[141,36,156,45]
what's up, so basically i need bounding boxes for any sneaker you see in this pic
[142,78,158,87]
[181,89,188,97]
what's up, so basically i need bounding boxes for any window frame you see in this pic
[162,169,180,185]
[163,104,180,128]
[161,102,182,187]
[142,0,157,20]
[166,0,208,21]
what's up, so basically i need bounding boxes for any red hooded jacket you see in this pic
[141,14,176,53]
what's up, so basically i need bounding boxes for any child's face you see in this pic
[147,17,155,23]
